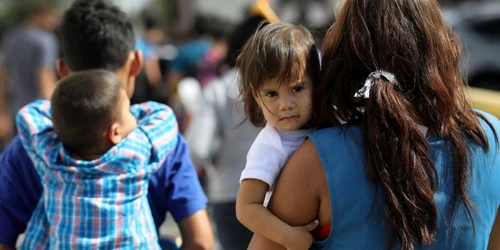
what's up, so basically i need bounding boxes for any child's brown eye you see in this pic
[292,87,304,93]
[266,91,278,97]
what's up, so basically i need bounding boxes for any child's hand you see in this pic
[284,219,319,250]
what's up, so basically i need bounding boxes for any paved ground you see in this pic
[159,211,222,250]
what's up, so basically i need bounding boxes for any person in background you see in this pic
[194,16,231,89]
[0,1,213,250]
[185,12,271,250]
[165,15,215,134]
[132,13,165,104]
[0,4,59,147]
[166,15,212,104]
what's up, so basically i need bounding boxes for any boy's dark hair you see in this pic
[237,22,320,127]
[51,70,123,154]
[60,0,135,72]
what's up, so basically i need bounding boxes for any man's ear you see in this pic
[129,50,144,77]
[107,123,123,145]
[56,60,70,78]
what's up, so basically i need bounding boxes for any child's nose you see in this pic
[278,96,294,111]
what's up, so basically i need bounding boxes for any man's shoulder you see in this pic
[0,136,36,184]
[1,136,29,159]
[0,137,40,247]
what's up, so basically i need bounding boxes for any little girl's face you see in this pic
[255,76,313,131]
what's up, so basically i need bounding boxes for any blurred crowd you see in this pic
[0,0,494,150]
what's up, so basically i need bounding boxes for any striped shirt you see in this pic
[16,100,178,249]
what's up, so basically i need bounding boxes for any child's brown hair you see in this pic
[237,22,320,127]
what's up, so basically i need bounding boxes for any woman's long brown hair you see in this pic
[319,0,496,249]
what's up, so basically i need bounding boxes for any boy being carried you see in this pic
[17,70,177,249]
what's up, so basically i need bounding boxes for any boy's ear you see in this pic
[107,123,123,145]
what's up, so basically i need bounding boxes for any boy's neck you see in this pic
[70,151,106,161]
[69,143,113,161]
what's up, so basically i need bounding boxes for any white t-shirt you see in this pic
[240,123,312,189]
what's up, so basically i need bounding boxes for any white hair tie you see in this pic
[354,70,397,99]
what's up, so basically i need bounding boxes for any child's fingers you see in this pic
[303,219,320,231]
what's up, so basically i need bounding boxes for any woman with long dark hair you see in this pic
[248,0,500,249]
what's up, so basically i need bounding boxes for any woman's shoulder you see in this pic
[310,126,342,139]
[475,110,500,142]
[476,110,500,127]
[309,125,362,145]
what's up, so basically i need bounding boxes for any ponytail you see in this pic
[318,0,496,247]
[361,71,438,249]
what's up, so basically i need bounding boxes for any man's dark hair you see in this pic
[60,0,135,71]
[51,70,123,155]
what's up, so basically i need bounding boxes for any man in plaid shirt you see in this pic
[0,1,213,249]
[17,70,176,249]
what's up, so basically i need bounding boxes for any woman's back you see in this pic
[308,111,500,250]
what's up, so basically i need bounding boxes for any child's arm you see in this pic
[16,100,54,157]
[236,179,318,250]
[130,101,179,164]
[236,141,318,250]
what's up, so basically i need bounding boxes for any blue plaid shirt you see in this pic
[16,100,178,249]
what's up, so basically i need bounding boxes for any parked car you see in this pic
[466,87,500,117]
[443,1,500,117]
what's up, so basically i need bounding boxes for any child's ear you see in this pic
[107,123,123,145]
[250,86,262,107]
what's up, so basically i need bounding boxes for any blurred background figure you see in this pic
[165,15,215,134]
[193,16,231,89]
[0,3,59,152]
[166,14,232,133]
[132,13,166,104]
[166,15,212,101]
[185,11,270,250]
[275,0,332,27]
